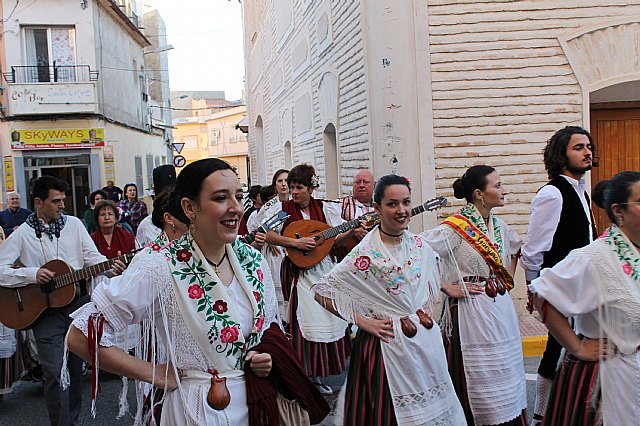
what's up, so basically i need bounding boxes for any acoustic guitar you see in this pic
[0,250,139,330]
[239,211,289,245]
[284,196,447,268]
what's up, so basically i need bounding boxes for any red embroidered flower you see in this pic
[354,255,371,271]
[188,284,203,299]
[623,263,632,275]
[414,236,423,248]
[257,269,264,282]
[256,315,264,332]
[403,176,412,187]
[253,291,261,303]
[151,243,161,251]
[220,326,239,343]
[213,299,228,314]
[176,249,192,263]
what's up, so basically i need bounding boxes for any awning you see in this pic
[235,117,248,134]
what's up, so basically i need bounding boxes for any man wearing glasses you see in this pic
[521,126,598,425]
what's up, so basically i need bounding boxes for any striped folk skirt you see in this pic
[0,331,24,395]
[542,352,600,426]
[344,329,397,426]
[444,302,527,426]
[289,285,350,378]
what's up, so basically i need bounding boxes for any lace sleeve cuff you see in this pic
[70,303,117,348]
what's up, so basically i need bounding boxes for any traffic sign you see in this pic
[173,155,186,168]
[172,143,185,154]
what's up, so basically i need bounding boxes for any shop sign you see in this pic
[3,156,14,192]
[10,128,105,150]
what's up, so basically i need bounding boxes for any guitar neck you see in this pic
[321,219,361,239]
[52,256,122,290]
[411,205,426,216]
[240,226,266,244]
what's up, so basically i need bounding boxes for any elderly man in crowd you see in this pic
[0,192,31,237]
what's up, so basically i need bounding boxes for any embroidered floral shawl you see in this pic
[155,232,268,371]
[314,226,440,325]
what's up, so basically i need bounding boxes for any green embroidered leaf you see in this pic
[197,304,206,313]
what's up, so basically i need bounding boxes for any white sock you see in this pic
[533,374,553,420]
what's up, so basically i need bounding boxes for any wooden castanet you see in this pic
[207,376,231,410]
[282,219,334,269]
[0,250,139,330]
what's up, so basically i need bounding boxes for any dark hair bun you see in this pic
[591,179,610,209]
[452,178,466,199]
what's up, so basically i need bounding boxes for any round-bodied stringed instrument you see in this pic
[284,196,447,268]
[0,250,139,330]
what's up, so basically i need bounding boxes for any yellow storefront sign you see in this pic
[10,128,105,150]
[3,156,14,192]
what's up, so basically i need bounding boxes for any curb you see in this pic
[522,335,548,357]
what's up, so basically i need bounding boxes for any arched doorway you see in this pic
[323,123,339,199]
[590,81,640,231]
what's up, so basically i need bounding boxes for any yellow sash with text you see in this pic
[442,214,514,290]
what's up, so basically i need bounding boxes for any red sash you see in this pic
[442,214,514,291]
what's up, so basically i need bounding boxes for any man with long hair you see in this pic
[521,126,598,424]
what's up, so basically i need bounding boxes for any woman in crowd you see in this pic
[0,233,24,398]
[149,190,188,246]
[529,171,640,425]
[84,190,107,234]
[423,165,527,425]
[90,200,136,260]
[117,183,148,235]
[272,169,289,202]
[67,159,282,424]
[258,170,290,321]
[313,174,465,425]
[259,164,352,394]
[247,185,277,234]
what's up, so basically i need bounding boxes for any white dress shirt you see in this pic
[520,175,594,281]
[135,215,161,247]
[0,216,107,287]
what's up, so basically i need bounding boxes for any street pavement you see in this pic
[0,357,541,425]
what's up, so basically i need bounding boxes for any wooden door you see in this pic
[590,106,640,232]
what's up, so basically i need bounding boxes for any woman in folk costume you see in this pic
[260,164,352,394]
[529,171,640,425]
[0,230,25,398]
[422,165,527,425]
[258,170,289,321]
[65,159,326,425]
[313,174,466,425]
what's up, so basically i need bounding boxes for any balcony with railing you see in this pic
[3,64,99,116]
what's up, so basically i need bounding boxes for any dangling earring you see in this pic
[619,217,624,229]
[482,199,486,208]
[171,223,176,231]
[189,218,196,233]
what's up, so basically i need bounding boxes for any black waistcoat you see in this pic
[540,176,597,270]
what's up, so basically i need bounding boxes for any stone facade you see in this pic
[242,0,640,236]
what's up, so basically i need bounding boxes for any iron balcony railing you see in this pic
[3,65,99,84]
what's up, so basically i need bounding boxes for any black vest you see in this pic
[540,177,597,270]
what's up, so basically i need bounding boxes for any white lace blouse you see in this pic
[71,247,280,372]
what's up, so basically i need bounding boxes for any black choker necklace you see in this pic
[206,249,228,275]
[632,240,640,250]
[379,227,403,238]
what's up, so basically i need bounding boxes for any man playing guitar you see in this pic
[0,176,125,425]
